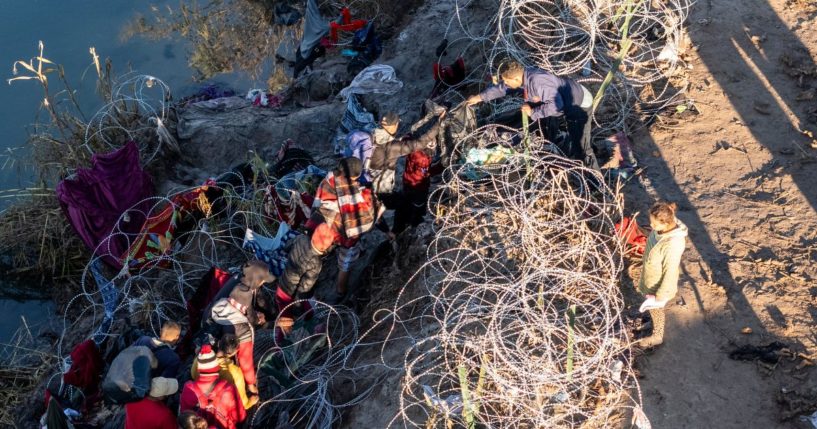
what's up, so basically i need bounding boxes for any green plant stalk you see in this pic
[458,363,476,429]
[522,110,531,176]
[473,354,488,418]
[591,0,641,113]
[566,304,577,382]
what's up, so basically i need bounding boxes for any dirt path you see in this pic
[630,0,817,427]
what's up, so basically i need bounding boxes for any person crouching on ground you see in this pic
[124,377,178,429]
[133,320,182,378]
[466,60,598,169]
[637,201,688,348]
[191,334,258,409]
[274,222,336,336]
[180,343,246,429]
[207,260,275,400]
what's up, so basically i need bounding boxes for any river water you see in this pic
[0,1,204,343]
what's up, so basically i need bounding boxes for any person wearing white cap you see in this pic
[124,377,178,429]
[180,343,246,429]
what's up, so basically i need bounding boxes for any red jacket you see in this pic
[124,397,177,429]
[180,378,246,429]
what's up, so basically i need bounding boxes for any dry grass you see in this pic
[0,323,59,427]
[2,42,164,298]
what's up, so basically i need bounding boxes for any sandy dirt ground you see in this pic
[339,0,817,428]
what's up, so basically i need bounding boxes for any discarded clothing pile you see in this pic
[56,141,154,269]
[599,131,638,179]
[333,65,404,154]
[246,88,286,108]
[242,223,301,277]
[264,165,326,226]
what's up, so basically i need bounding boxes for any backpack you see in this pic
[404,150,432,189]
[188,380,233,428]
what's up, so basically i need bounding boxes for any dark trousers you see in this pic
[532,107,599,170]
[392,190,428,234]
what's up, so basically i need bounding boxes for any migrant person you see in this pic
[275,222,337,333]
[191,334,257,409]
[367,110,445,197]
[344,112,401,187]
[637,201,688,348]
[133,320,182,378]
[389,148,444,237]
[309,157,387,303]
[101,345,157,404]
[206,260,276,400]
[466,61,599,169]
[180,344,246,429]
[178,411,208,429]
[124,377,178,429]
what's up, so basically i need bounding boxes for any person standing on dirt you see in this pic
[637,201,688,348]
[368,110,445,197]
[274,222,336,336]
[345,112,400,187]
[133,320,181,378]
[387,148,444,239]
[308,157,387,304]
[466,61,599,169]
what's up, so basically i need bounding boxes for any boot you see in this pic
[639,309,665,348]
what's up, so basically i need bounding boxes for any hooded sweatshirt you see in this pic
[638,218,688,302]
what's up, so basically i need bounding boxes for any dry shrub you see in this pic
[2,43,166,296]
[123,0,290,81]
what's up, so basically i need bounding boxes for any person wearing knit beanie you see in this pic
[196,344,220,376]
[180,343,247,429]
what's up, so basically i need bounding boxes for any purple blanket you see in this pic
[56,141,154,268]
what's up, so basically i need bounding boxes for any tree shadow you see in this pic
[689,0,817,209]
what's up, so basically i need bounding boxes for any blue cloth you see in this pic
[90,259,118,346]
[479,68,584,121]
[335,95,376,154]
[242,224,300,277]
[133,336,181,378]
[344,130,375,183]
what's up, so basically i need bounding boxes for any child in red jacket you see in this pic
[180,344,246,429]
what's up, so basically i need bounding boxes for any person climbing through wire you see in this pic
[180,343,246,429]
[635,201,688,348]
[307,157,388,304]
[204,260,276,402]
[133,320,181,378]
[346,107,445,197]
[274,222,336,337]
[466,60,599,169]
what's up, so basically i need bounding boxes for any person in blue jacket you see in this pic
[467,61,598,169]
